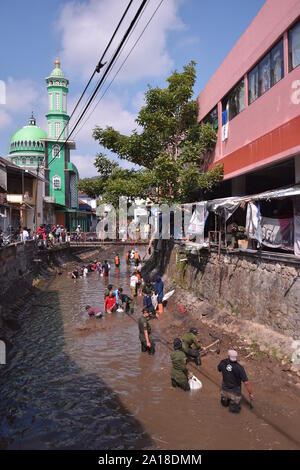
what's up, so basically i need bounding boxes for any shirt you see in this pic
[217,359,248,396]
[104,296,116,311]
[138,315,151,341]
[87,306,102,316]
[143,294,154,311]
[182,332,201,352]
[130,275,138,288]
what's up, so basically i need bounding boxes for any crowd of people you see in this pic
[71,247,254,414]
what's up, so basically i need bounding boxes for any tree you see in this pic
[92,61,223,204]
[77,153,119,198]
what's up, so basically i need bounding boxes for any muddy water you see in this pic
[0,248,299,450]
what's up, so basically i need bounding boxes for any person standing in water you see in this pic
[115,254,120,268]
[154,275,164,317]
[138,309,155,354]
[170,338,190,391]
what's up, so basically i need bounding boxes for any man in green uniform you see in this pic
[182,327,202,366]
[170,338,190,391]
[138,309,155,355]
[118,288,134,313]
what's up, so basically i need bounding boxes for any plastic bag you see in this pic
[189,375,202,390]
[151,294,158,310]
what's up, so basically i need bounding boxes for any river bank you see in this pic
[1,245,300,449]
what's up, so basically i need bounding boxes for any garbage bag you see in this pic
[189,375,202,390]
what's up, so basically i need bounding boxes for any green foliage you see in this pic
[90,61,223,205]
[77,176,105,198]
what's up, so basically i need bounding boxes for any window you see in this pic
[248,65,258,104]
[48,122,52,137]
[55,93,60,110]
[222,79,245,121]
[53,175,61,190]
[289,20,300,71]
[22,157,26,165]
[271,39,284,86]
[248,38,284,104]
[30,157,34,165]
[54,122,60,138]
[203,105,218,130]
[258,54,271,96]
[49,93,52,110]
[52,144,61,159]
[62,93,67,112]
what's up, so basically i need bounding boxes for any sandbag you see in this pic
[189,375,202,390]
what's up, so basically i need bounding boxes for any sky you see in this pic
[0,0,266,178]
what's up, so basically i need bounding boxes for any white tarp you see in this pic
[187,202,207,244]
[246,202,259,239]
[294,216,300,257]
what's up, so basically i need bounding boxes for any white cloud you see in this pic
[69,92,137,144]
[0,108,12,129]
[71,153,97,178]
[57,0,183,83]
[0,77,46,130]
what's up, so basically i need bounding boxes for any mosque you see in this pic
[6,59,89,231]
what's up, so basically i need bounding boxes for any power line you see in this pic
[47,0,148,169]
[47,0,135,167]
[74,0,165,141]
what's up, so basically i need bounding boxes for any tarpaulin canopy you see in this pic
[206,185,300,220]
[206,196,247,221]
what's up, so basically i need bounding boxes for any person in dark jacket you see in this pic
[218,349,254,413]
[170,338,190,391]
[154,275,164,317]
[182,327,202,366]
[142,291,155,317]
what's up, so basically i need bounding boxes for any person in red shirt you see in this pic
[104,290,117,313]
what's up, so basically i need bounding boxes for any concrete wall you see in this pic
[154,242,300,340]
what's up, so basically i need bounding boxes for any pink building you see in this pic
[197,0,300,196]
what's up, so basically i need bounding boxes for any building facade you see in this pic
[6,60,87,231]
[198,0,300,196]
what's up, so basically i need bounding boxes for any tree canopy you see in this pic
[80,61,223,205]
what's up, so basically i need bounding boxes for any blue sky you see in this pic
[0,0,266,177]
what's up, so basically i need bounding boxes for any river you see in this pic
[0,246,299,450]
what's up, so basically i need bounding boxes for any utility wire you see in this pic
[47,0,135,166]
[47,0,148,169]
[74,0,165,141]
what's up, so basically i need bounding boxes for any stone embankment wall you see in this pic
[151,241,300,340]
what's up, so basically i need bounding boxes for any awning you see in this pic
[206,185,300,220]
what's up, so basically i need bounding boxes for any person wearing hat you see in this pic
[138,309,155,355]
[181,327,202,366]
[170,338,191,391]
[217,350,254,413]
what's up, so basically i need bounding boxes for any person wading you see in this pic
[170,338,191,391]
[154,275,164,317]
[134,250,140,266]
[138,309,155,355]
[115,254,120,268]
[118,288,134,313]
[104,290,117,314]
[182,327,202,366]
[218,349,254,413]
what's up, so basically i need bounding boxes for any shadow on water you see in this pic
[0,286,154,450]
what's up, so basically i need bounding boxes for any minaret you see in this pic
[46,58,69,141]
[45,59,70,207]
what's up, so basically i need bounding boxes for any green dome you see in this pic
[9,115,47,154]
[49,58,65,78]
